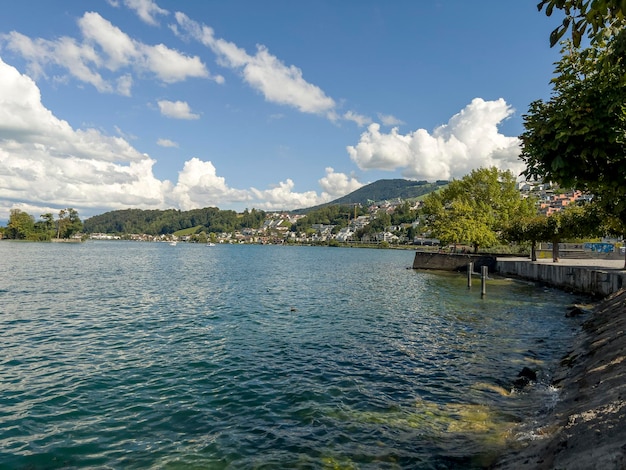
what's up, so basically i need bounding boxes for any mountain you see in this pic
[296,179,448,213]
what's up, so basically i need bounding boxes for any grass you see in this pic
[173,225,203,237]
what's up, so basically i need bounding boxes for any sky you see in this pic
[0,1,564,221]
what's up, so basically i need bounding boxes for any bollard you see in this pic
[467,262,473,289]
[481,265,488,298]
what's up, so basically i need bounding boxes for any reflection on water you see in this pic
[0,242,583,468]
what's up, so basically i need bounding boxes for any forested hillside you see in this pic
[337,179,448,203]
[83,207,266,235]
[298,179,448,213]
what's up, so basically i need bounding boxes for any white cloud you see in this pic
[1,12,215,95]
[79,12,136,70]
[343,111,372,127]
[173,12,337,117]
[2,31,111,92]
[318,167,364,198]
[0,57,333,220]
[142,43,209,83]
[123,0,169,26]
[114,125,137,141]
[170,158,250,210]
[157,100,200,119]
[157,138,178,147]
[250,179,328,210]
[0,57,171,219]
[347,98,523,181]
[378,113,404,127]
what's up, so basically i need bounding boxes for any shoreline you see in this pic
[492,288,626,469]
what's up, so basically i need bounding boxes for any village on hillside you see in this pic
[88,183,596,248]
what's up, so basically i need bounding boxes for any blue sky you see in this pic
[0,1,563,220]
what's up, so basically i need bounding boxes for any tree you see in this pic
[548,204,603,261]
[6,209,35,240]
[56,209,67,239]
[422,167,536,253]
[56,208,83,239]
[538,0,626,47]
[426,198,497,252]
[40,213,55,233]
[506,204,605,262]
[504,215,549,261]
[369,210,391,233]
[520,20,626,264]
[521,39,626,192]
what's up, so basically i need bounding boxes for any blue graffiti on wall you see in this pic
[583,242,614,253]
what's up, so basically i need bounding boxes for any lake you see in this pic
[0,241,583,469]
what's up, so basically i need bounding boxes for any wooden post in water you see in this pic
[467,262,473,289]
[481,265,488,298]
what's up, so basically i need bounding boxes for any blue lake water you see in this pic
[0,241,583,469]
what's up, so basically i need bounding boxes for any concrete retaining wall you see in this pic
[412,251,496,272]
[496,260,626,297]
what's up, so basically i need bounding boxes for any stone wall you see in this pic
[412,251,497,272]
[496,260,626,297]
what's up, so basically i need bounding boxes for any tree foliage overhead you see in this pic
[521,7,626,235]
[422,167,536,252]
[521,35,626,190]
[539,0,626,46]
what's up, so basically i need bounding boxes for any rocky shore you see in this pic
[493,288,626,469]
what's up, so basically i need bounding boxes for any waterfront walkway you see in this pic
[495,256,626,298]
[498,256,626,271]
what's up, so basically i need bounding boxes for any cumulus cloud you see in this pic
[1,11,216,95]
[169,158,250,211]
[347,98,523,181]
[0,57,333,219]
[157,100,200,119]
[250,179,328,210]
[0,57,170,217]
[157,138,178,147]
[318,167,364,198]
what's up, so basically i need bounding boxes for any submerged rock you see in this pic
[565,304,591,317]
[512,366,537,390]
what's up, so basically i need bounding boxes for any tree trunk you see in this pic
[531,241,537,261]
[552,240,560,262]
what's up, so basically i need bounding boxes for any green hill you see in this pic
[296,179,448,213]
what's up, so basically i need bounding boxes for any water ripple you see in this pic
[0,242,584,468]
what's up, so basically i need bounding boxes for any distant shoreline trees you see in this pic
[3,208,83,241]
